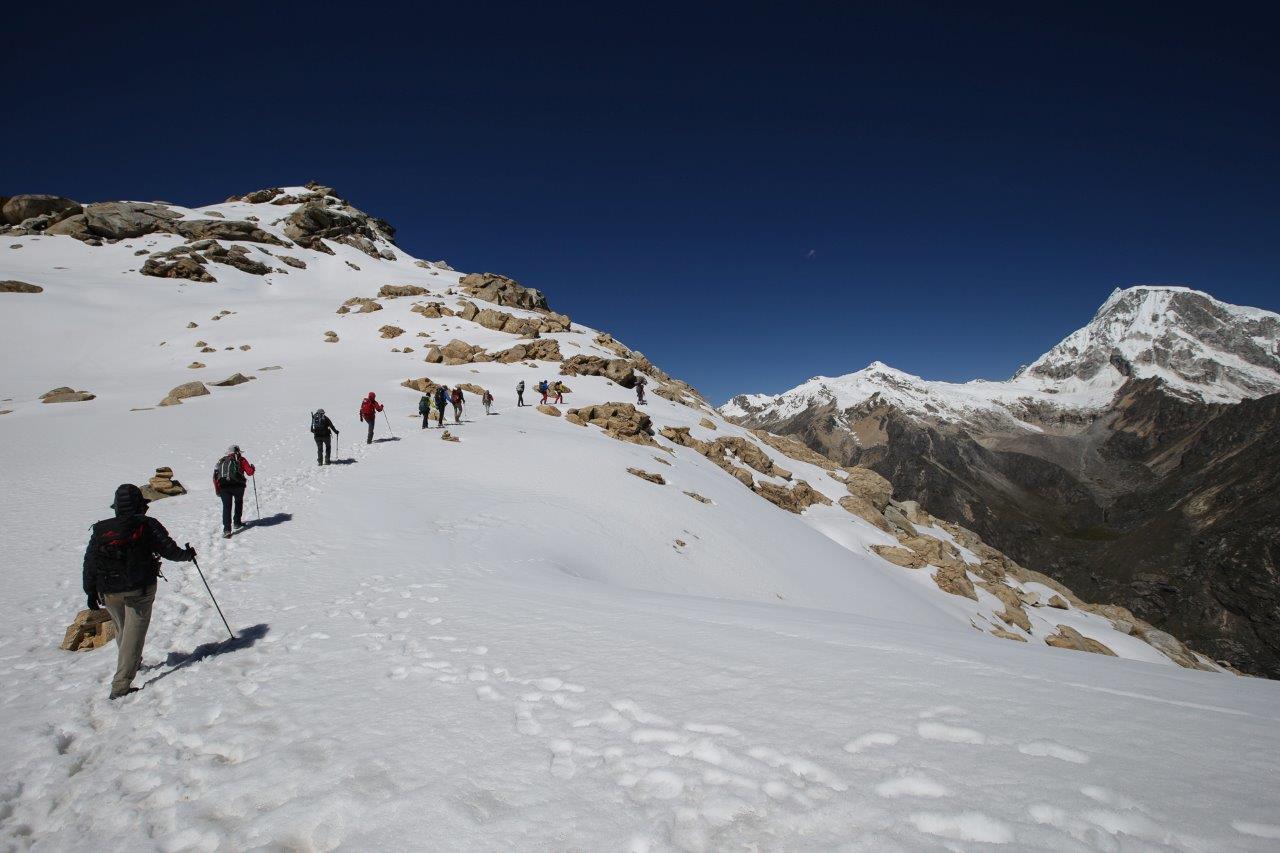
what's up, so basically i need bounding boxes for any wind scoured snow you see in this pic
[2,196,1279,850]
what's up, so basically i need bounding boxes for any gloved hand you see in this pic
[184,544,198,562]
[86,592,101,611]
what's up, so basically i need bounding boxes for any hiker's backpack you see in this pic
[88,516,157,593]
[418,396,430,415]
[359,398,375,420]
[216,454,245,486]
[517,381,525,392]
[311,411,326,433]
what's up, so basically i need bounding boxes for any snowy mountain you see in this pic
[723,286,1280,430]
[723,286,1280,679]
[3,189,1279,849]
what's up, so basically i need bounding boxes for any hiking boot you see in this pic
[223,530,233,539]
[109,687,140,700]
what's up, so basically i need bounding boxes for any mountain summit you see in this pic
[723,285,1280,677]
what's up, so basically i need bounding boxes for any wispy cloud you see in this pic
[804,248,816,260]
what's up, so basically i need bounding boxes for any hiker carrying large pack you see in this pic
[433,385,448,428]
[213,445,256,538]
[451,387,464,423]
[310,409,339,465]
[359,392,384,444]
[635,373,647,405]
[83,484,196,699]
[539,379,549,405]
[483,389,494,415]
[516,380,526,407]
[553,381,565,405]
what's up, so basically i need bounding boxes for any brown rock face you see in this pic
[1045,625,1118,657]
[41,387,95,404]
[752,480,831,514]
[279,255,307,269]
[0,279,43,293]
[379,284,430,298]
[627,467,667,485]
[560,355,638,388]
[566,402,656,445]
[458,272,550,311]
[840,494,893,531]
[159,381,210,406]
[3,194,81,226]
[493,339,563,364]
[933,563,978,600]
[379,325,405,339]
[61,609,116,651]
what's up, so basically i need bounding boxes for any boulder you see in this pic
[933,563,978,600]
[239,187,282,203]
[379,284,429,298]
[401,377,439,394]
[844,467,893,510]
[839,494,893,531]
[337,297,382,314]
[83,201,180,239]
[198,242,272,274]
[379,325,405,339]
[3,194,80,226]
[324,332,339,343]
[537,404,561,416]
[882,505,918,537]
[753,480,831,514]
[683,491,712,504]
[141,253,215,282]
[980,582,1032,632]
[1045,625,1117,657]
[627,467,666,485]
[594,332,630,357]
[172,219,286,246]
[279,255,306,269]
[60,609,116,651]
[141,467,187,501]
[441,430,460,443]
[565,402,656,445]
[458,272,549,311]
[411,301,454,319]
[188,362,205,369]
[0,280,42,293]
[990,628,1028,643]
[41,387,95,404]
[210,373,254,387]
[872,545,923,568]
[699,418,717,430]
[45,214,92,240]
[560,355,638,388]
[493,338,563,363]
[159,381,210,406]
[712,436,787,479]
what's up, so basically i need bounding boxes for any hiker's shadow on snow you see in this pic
[329,458,357,465]
[251,512,292,528]
[143,623,270,686]
[373,437,401,443]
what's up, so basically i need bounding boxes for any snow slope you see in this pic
[722,286,1280,428]
[2,189,1278,850]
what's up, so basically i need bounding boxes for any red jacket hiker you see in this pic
[212,446,255,536]
[360,392,385,444]
[212,449,255,495]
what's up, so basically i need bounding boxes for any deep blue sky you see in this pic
[5,2,1277,402]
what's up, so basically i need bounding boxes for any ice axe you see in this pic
[189,547,235,640]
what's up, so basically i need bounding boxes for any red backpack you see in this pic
[359,397,375,420]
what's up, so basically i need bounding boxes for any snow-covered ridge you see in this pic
[3,189,1275,850]
[723,286,1280,429]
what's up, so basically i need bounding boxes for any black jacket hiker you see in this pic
[311,410,338,464]
[83,484,195,698]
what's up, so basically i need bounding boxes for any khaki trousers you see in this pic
[103,584,156,697]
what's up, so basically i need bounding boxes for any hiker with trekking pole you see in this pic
[82,484,198,699]
[213,445,256,538]
[359,392,384,444]
[310,409,339,465]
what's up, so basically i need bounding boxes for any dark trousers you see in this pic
[366,417,375,444]
[421,413,429,429]
[315,434,331,464]
[517,391,524,406]
[220,487,245,532]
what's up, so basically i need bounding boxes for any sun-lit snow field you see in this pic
[2,190,1279,850]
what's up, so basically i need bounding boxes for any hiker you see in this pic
[553,381,565,405]
[418,393,432,429]
[451,387,464,423]
[359,392,384,444]
[539,379,549,405]
[635,373,648,405]
[310,409,339,465]
[213,445,256,538]
[516,380,525,407]
[83,484,197,699]
[433,385,448,428]
[483,389,494,415]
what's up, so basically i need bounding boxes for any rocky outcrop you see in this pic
[684,491,712,504]
[279,255,306,269]
[41,387,95,404]
[159,381,210,406]
[210,373,254,387]
[565,403,656,445]
[0,280,42,293]
[82,201,182,239]
[172,219,285,246]
[627,467,666,485]
[379,325,405,339]
[238,187,282,204]
[458,272,550,311]
[424,339,489,365]
[379,284,430,298]
[61,609,116,651]
[560,355,638,388]
[141,467,186,501]
[3,194,81,227]
[491,339,563,364]
[752,480,831,514]
[284,199,395,259]
[933,563,978,600]
[337,297,382,314]
[411,301,455,319]
[401,377,439,394]
[1045,625,1118,657]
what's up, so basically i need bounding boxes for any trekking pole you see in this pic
[251,474,261,520]
[382,409,396,438]
[189,548,235,640]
